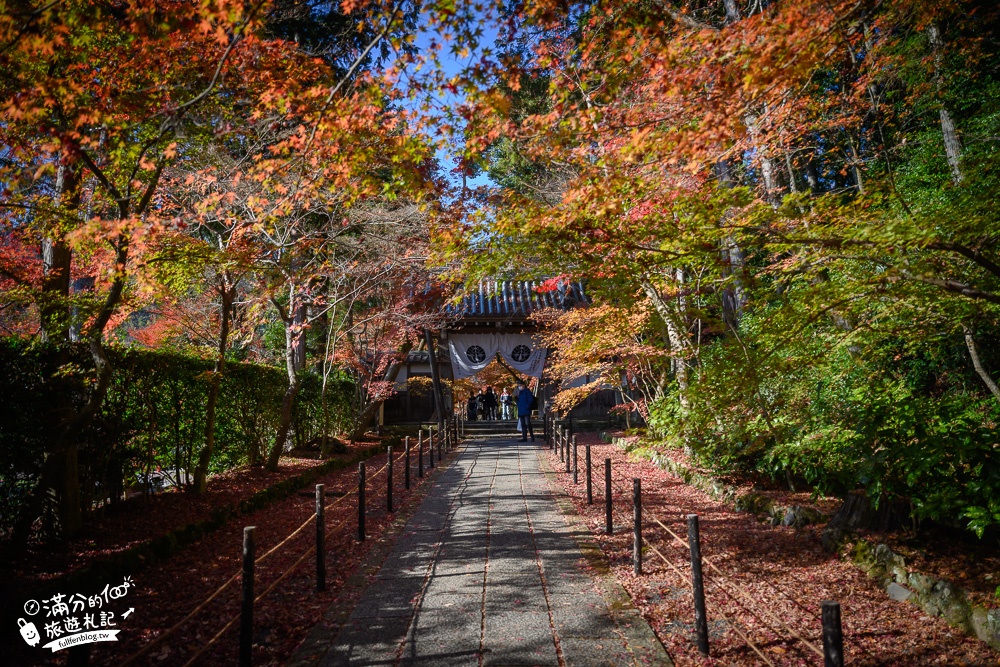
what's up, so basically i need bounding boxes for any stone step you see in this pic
[463,420,542,435]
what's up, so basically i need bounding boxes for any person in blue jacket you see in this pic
[516,382,535,442]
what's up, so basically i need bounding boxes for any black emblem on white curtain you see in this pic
[511,344,531,362]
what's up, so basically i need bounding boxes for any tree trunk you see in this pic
[928,23,963,184]
[745,111,781,207]
[964,327,1000,402]
[293,301,307,370]
[722,0,741,24]
[716,149,746,330]
[15,134,161,547]
[41,163,79,343]
[641,278,690,406]
[424,328,447,426]
[721,237,746,330]
[939,107,963,184]
[10,331,116,547]
[821,490,909,550]
[348,341,413,441]
[193,279,234,492]
[266,287,303,472]
[784,150,799,193]
[846,133,864,194]
[40,241,72,343]
[805,158,821,194]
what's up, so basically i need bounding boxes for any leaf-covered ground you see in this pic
[642,439,1000,611]
[543,433,999,666]
[8,441,444,666]
[5,455,335,586]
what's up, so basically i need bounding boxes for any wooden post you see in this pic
[240,526,255,667]
[387,446,393,513]
[633,478,642,575]
[565,433,572,474]
[358,463,366,542]
[688,514,709,657]
[559,426,565,461]
[572,435,578,484]
[316,485,325,592]
[585,444,593,504]
[437,425,443,459]
[429,428,435,469]
[423,328,447,424]
[418,430,424,478]
[822,601,844,667]
[404,436,411,490]
[605,459,613,535]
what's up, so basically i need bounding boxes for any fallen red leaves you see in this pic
[6,439,442,666]
[544,433,999,666]
[4,454,352,587]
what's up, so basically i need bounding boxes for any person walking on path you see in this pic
[500,387,512,419]
[516,383,535,441]
[483,386,499,420]
[477,388,488,420]
[467,392,478,421]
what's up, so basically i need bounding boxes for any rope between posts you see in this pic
[699,556,823,658]
[179,515,352,667]
[612,473,819,658]
[130,442,437,666]
[365,460,390,481]
[648,516,818,662]
[645,542,777,667]
[605,465,820,642]
[123,451,394,665]
[600,494,778,666]
[582,452,818,664]
[254,511,319,566]
[120,569,240,666]
[649,513,823,658]
[716,605,779,667]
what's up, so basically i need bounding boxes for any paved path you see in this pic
[296,437,671,666]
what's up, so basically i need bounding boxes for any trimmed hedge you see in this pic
[0,340,353,533]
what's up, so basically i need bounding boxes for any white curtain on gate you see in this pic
[448,333,501,379]
[448,333,547,380]
[498,333,547,379]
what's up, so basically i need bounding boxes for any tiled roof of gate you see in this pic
[448,280,588,318]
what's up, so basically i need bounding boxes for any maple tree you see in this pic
[0,0,447,533]
[1,0,304,538]
[450,0,1000,535]
[3,0,997,553]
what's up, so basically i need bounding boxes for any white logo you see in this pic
[466,345,486,363]
[19,576,133,652]
[19,618,40,647]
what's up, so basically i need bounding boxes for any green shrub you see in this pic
[0,340,353,532]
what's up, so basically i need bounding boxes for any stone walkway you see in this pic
[294,437,671,666]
